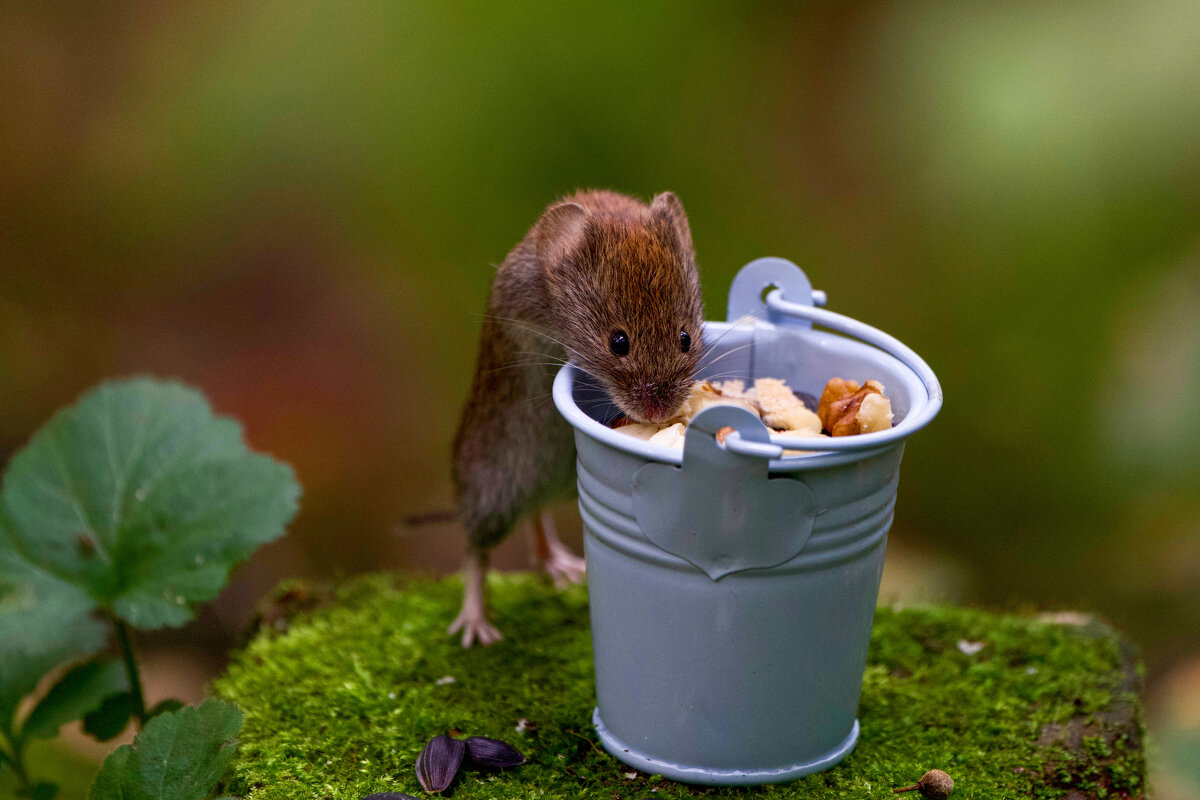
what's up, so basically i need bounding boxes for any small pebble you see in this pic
[956,639,986,655]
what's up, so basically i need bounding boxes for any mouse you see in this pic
[448,190,705,646]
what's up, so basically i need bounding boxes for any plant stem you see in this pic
[113,619,146,725]
[0,726,32,795]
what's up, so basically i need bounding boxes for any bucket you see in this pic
[551,258,942,785]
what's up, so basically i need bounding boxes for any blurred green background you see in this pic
[2,1,1198,795]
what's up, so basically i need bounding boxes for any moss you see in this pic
[214,573,1145,799]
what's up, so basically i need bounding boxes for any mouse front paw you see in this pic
[448,610,504,648]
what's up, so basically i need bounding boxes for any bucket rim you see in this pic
[552,308,941,466]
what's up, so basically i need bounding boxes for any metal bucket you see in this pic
[551,258,942,785]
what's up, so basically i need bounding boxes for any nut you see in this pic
[818,378,893,436]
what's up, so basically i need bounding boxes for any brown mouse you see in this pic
[449,190,705,646]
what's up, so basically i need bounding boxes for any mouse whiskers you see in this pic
[690,342,755,382]
[477,313,592,366]
[690,317,755,373]
[508,352,604,383]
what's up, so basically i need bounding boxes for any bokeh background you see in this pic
[2,0,1198,794]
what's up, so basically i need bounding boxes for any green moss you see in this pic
[214,573,1145,799]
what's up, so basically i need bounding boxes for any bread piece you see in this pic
[614,421,668,442]
[753,378,823,433]
[678,381,757,422]
[648,422,686,449]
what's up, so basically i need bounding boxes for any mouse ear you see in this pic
[650,191,694,259]
[534,202,589,274]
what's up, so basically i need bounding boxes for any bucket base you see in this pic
[591,708,859,786]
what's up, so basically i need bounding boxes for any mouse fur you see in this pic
[448,189,704,646]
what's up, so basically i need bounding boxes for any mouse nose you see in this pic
[636,382,682,423]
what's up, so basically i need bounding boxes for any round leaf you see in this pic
[83,691,138,742]
[89,699,243,800]
[1,378,301,629]
[22,658,128,741]
[0,567,106,726]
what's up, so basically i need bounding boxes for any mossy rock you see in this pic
[215,573,1145,799]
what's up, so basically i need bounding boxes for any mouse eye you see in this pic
[680,331,692,353]
[609,331,630,357]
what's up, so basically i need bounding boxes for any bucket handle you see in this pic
[719,259,943,457]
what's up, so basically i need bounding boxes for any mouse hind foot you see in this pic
[532,510,586,589]
[448,607,503,648]
[449,550,504,647]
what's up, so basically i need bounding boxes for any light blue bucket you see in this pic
[552,258,942,785]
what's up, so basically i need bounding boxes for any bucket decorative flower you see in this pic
[552,258,942,785]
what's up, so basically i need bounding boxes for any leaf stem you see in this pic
[113,619,146,726]
[0,725,32,795]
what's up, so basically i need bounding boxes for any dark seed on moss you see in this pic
[465,736,526,767]
[415,734,466,793]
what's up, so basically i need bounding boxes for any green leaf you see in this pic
[87,747,131,799]
[145,699,184,720]
[89,699,242,800]
[82,691,137,742]
[22,659,128,741]
[1,378,300,629]
[29,783,59,800]
[0,565,107,728]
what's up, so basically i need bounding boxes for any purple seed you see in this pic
[464,735,526,768]
[794,390,819,413]
[415,734,466,793]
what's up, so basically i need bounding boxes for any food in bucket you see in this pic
[611,376,893,450]
[818,378,893,436]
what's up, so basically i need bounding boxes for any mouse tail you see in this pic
[402,509,458,527]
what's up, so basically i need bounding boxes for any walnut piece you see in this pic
[817,378,893,436]
[857,393,893,433]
